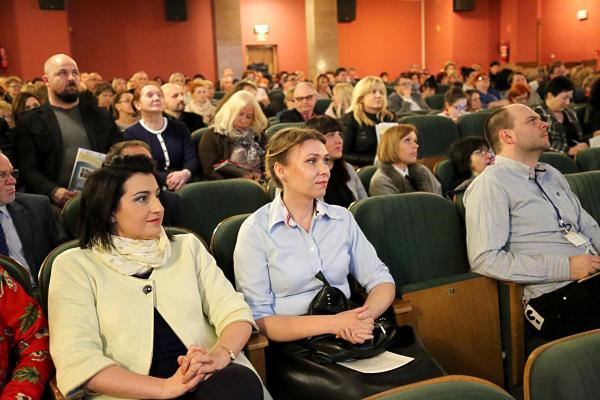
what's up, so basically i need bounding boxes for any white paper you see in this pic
[589,136,600,148]
[337,351,414,374]
[375,122,399,144]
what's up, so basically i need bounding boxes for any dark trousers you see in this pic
[180,364,263,400]
[526,277,600,340]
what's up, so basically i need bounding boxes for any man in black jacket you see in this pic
[13,54,121,207]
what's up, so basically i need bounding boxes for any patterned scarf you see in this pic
[231,128,265,165]
[91,227,171,276]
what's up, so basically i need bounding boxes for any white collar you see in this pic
[140,117,168,135]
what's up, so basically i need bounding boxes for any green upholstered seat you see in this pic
[425,93,445,110]
[564,171,600,224]
[0,255,34,297]
[356,165,377,193]
[457,110,493,138]
[314,98,332,115]
[525,329,600,400]
[539,151,579,174]
[436,84,450,94]
[265,122,305,140]
[575,147,600,172]
[265,179,278,200]
[60,194,81,239]
[210,214,250,286]
[434,159,456,196]
[213,90,225,100]
[398,115,460,158]
[365,376,514,400]
[176,179,268,243]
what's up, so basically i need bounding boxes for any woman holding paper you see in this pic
[340,76,396,167]
[369,124,442,197]
[197,90,267,181]
[234,127,442,400]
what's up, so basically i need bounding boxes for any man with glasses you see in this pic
[387,73,430,114]
[0,152,67,285]
[465,103,600,340]
[278,82,322,123]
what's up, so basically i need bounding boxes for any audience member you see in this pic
[198,90,266,181]
[278,82,320,123]
[348,67,359,85]
[465,89,482,112]
[315,74,332,99]
[0,100,12,128]
[13,54,121,206]
[185,80,216,125]
[488,61,501,87]
[474,72,507,109]
[509,72,542,106]
[129,70,149,90]
[465,104,600,340]
[439,87,467,122]
[583,77,600,136]
[0,151,68,284]
[420,76,438,100]
[112,91,139,132]
[3,76,22,103]
[507,83,531,105]
[369,124,441,196]
[49,155,264,400]
[168,72,186,88]
[161,83,205,133]
[125,83,198,191]
[12,92,41,122]
[461,67,477,91]
[341,76,395,166]
[82,72,102,93]
[325,82,353,119]
[387,73,430,114]
[111,77,127,93]
[447,136,494,194]
[334,67,350,84]
[534,76,586,156]
[94,82,115,111]
[305,116,367,207]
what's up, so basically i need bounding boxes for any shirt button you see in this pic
[310,247,315,251]
[143,285,153,294]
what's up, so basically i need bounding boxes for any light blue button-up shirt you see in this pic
[234,195,395,320]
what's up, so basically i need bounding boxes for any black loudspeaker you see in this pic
[337,0,356,23]
[454,0,475,12]
[39,0,65,10]
[165,0,187,21]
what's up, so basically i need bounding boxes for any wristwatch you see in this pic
[216,345,236,362]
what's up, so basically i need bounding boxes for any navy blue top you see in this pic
[124,119,199,182]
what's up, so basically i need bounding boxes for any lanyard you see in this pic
[532,172,572,232]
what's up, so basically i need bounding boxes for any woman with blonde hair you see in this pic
[198,90,268,181]
[185,79,216,124]
[369,124,441,196]
[340,76,395,166]
[325,82,353,119]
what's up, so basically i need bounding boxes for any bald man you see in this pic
[129,70,149,90]
[278,82,321,123]
[13,54,121,206]
[161,83,205,133]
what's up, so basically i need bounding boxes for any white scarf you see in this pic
[92,227,172,276]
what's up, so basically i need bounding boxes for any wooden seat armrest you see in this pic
[246,332,268,351]
[49,376,71,400]
[393,298,413,315]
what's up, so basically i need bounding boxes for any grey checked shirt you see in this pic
[464,155,600,302]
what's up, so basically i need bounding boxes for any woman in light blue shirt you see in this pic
[234,127,443,399]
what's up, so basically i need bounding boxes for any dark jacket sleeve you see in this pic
[197,129,226,180]
[341,112,375,167]
[175,122,199,175]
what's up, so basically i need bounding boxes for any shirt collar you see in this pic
[392,164,409,177]
[268,193,343,231]
[494,155,547,180]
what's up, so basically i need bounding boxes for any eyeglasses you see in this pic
[472,148,494,157]
[294,94,315,102]
[0,169,18,182]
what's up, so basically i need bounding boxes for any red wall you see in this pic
[68,0,216,81]
[338,0,422,78]
[239,0,308,75]
[540,0,600,64]
[424,0,454,73]
[0,0,71,79]
[452,0,500,68]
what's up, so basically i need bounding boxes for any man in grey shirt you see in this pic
[465,103,600,339]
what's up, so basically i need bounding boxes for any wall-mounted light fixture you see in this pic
[254,24,269,41]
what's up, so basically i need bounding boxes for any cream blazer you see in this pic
[48,234,257,399]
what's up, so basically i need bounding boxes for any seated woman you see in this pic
[305,115,367,207]
[438,87,468,122]
[48,155,264,400]
[112,90,139,132]
[369,124,442,196]
[0,266,52,399]
[341,76,395,167]
[185,80,217,125]
[315,73,332,100]
[474,72,507,109]
[507,83,531,105]
[198,90,267,181]
[95,82,115,112]
[234,128,442,400]
[447,136,494,195]
[325,82,353,119]
[464,89,482,112]
[125,83,198,191]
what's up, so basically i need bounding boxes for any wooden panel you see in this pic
[403,276,504,386]
[503,281,525,387]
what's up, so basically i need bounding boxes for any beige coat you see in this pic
[48,234,257,399]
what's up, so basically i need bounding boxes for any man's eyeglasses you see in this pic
[294,94,315,102]
[0,169,18,182]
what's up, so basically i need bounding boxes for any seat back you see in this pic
[210,214,250,285]
[539,151,579,174]
[314,98,332,115]
[433,159,456,196]
[364,375,515,400]
[524,329,600,400]
[176,179,268,243]
[213,90,226,100]
[0,255,34,297]
[265,122,305,140]
[575,147,600,172]
[356,165,377,193]
[436,84,450,94]
[425,93,445,110]
[61,194,82,239]
[457,110,493,138]
[564,171,600,224]
[399,115,460,159]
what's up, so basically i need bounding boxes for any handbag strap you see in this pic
[314,271,331,287]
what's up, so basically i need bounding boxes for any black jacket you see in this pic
[341,111,396,167]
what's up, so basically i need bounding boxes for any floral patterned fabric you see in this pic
[0,267,52,400]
